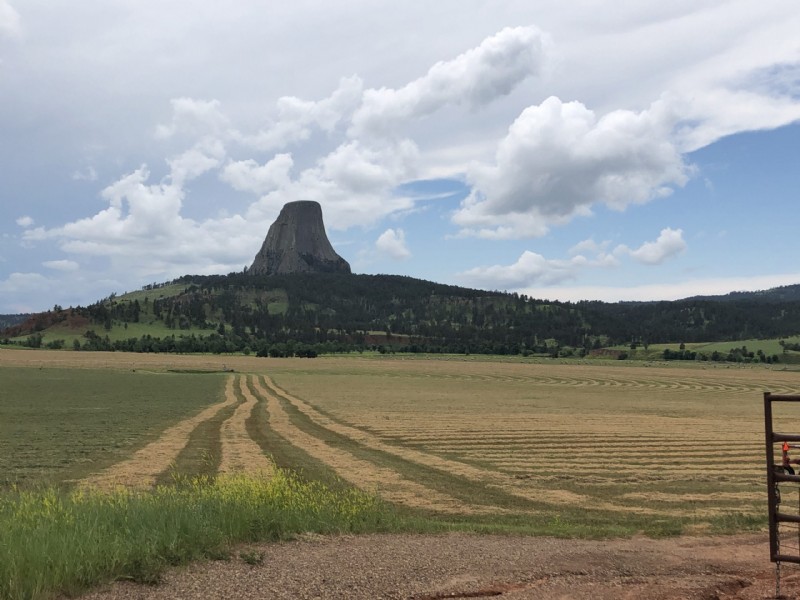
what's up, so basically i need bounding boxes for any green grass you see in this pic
[0,367,225,489]
[155,399,239,485]
[614,336,800,361]
[117,283,190,304]
[0,472,400,600]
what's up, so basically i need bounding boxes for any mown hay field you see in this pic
[3,349,799,536]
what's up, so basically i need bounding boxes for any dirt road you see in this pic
[79,532,799,600]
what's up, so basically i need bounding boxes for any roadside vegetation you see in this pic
[0,472,400,600]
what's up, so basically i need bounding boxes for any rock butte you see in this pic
[249,200,351,276]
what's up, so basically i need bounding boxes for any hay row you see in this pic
[217,375,275,477]
[429,445,762,456]
[260,376,518,488]
[249,376,485,514]
[384,437,761,449]
[461,462,762,475]
[78,375,239,490]
[365,432,759,446]
[262,377,738,516]
[330,370,789,393]
[620,491,762,503]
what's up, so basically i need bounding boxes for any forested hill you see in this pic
[4,272,800,355]
[687,284,800,303]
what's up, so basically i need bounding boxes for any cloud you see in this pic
[569,238,610,256]
[244,138,420,230]
[672,88,800,153]
[569,238,619,267]
[42,259,79,271]
[351,26,550,137]
[617,227,686,265]
[221,154,294,195]
[155,98,231,140]
[16,215,33,227]
[8,15,800,313]
[375,228,411,260]
[0,0,21,39]
[458,251,588,289]
[453,97,690,239]
[518,273,800,303]
[167,138,226,186]
[25,167,262,279]
[239,76,364,151]
[71,166,98,182]
[458,227,684,289]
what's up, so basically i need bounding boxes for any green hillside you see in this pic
[4,272,800,363]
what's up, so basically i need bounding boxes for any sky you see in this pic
[1,1,799,314]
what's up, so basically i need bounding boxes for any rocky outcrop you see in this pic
[249,201,351,275]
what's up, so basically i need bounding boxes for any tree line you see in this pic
[5,273,800,358]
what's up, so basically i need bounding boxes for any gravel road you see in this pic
[77,532,800,599]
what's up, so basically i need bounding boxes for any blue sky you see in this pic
[1,1,800,313]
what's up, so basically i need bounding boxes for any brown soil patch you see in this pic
[79,376,238,490]
[77,532,797,600]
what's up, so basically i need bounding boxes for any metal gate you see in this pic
[764,391,800,598]
[765,392,800,565]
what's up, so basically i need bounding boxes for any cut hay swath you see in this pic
[78,376,239,490]
[217,375,275,476]
[266,360,800,523]
[249,376,485,514]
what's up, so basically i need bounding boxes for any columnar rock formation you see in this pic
[249,201,351,275]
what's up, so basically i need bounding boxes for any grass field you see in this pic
[617,336,800,362]
[0,365,224,488]
[3,349,799,535]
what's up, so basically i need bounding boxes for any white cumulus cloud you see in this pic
[16,215,33,227]
[245,138,420,230]
[617,227,687,265]
[458,227,685,289]
[221,154,294,195]
[167,138,226,186]
[155,98,231,140]
[458,251,588,289]
[453,97,690,239]
[25,166,263,280]
[240,76,364,151]
[351,26,550,137]
[375,228,411,260]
